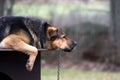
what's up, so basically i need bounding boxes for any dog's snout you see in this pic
[63,48,72,52]
[63,41,77,52]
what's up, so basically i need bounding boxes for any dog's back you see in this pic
[0,16,29,42]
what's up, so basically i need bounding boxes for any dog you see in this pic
[0,16,77,71]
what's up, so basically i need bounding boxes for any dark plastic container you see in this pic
[0,51,40,80]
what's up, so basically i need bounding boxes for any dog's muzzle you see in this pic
[63,41,77,52]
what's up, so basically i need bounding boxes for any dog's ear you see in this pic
[47,27,58,41]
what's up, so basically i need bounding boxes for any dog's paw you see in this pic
[26,60,33,71]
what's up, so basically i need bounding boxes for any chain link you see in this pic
[57,51,61,80]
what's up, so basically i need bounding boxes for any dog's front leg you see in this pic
[0,35,38,71]
[26,49,38,71]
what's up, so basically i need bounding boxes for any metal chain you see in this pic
[57,51,61,80]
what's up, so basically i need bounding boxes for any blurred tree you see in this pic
[0,0,5,16]
[5,0,15,16]
[0,0,15,16]
[110,0,120,65]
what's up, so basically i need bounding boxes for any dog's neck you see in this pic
[39,21,49,48]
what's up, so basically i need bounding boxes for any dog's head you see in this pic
[42,22,77,52]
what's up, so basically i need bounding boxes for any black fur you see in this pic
[0,16,49,48]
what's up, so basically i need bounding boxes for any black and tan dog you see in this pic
[0,16,77,71]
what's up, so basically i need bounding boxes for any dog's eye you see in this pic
[63,36,66,38]
[61,35,66,38]
[51,35,58,40]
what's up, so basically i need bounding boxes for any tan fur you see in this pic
[14,29,31,44]
[51,36,73,50]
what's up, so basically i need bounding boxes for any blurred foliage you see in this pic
[13,3,109,20]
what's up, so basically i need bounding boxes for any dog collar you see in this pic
[39,21,48,48]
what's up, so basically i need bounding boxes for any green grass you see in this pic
[41,68,120,80]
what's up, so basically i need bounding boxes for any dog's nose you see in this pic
[63,41,77,52]
[72,41,77,48]
[70,41,77,50]
[74,41,77,46]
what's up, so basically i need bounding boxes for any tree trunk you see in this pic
[5,0,15,16]
[110,0,120,65]
[0,0,5,16]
